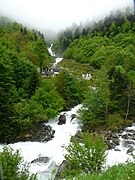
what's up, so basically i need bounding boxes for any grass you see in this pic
[58,58,94,78]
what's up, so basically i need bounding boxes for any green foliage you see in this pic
[54,9,135,52]
[64,132,106,177]
[0,16,52,67]
[63,36,110,64]
[0,38,42,142]
[14,99,46,130]
[108,65,128,114]
[58,58,94,78]
[33,38,50,71]
[67,162,135,180]
[0,145,37,180]
[55,70,84,109]
[32,79,64,119]
[78,88,106,129]
[59,13,135,131]
[0,19,64,143]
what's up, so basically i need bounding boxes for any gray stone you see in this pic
[122,134,129,139]
[107,141,116,150]
[123,140,135,147]
[54,160,68,180]
[58,114,66,125]
[125,129,135,134]
[113,139,120,146]
[70,114,77,121]
[114,148,121,151]
[127,147,134,154]
[31,156,50,164]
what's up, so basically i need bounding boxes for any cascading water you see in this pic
[106,123,135,168]
[48,44,63,67]
[0,104,82,180]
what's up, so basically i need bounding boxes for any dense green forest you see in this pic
[0,17,87,142]
[53,10,135,132]
[1,10,135,142]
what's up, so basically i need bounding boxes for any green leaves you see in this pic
[33,38,49,71]
[78,88,106,129]
[64,132,106,177]
[0,145,37,180]
[55,70,84,109]
[32,79,64,119]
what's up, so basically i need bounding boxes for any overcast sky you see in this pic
[0,0,133,32]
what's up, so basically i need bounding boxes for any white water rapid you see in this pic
[0,104,82,180]
[106,123,135,168]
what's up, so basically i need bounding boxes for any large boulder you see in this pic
[16,124,55,142]
[57,114,66,125]
[33,124,55,142]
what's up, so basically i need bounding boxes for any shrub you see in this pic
[67,162,135,180]
[0,145,37,180]
[63,132,107,177]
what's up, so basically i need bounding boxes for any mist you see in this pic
[0,0,133,38]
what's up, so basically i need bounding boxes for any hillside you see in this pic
[54,12,135,131]
[0,17,64,142]
[0,16,54,69]
[0,17,88,143]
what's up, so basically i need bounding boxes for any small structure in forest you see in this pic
[41,67,60,77]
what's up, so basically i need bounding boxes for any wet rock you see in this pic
[127,147,134,154]
[33,124,55,142]
[54,160,68,180]
[119,130,124,134]
[132,135,135,140]
[123,140,135,147]
[125,129,135,134]
[31,156,50,164]
[113,139,120,146]
[127,133,133,137]
[16,124,55,142]
[110,133,118,139]
[106,132,120,149]
[74,130,82,139]
[57,114,66,125]
[122,134,129,139]
[115,148,121,151]
[70,114,77,121]
[106,140,116,150]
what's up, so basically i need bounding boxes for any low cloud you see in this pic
[0,0,133,34]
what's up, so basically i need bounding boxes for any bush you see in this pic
[63,132,107,177]
[0,145,37,180]
[67,162,135,180]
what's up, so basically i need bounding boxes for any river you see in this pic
[0,104,82,179]
[0,46,135,179]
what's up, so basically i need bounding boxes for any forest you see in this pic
[53,9,135,132]
[0,9,135,141]
[0,17,87,142]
